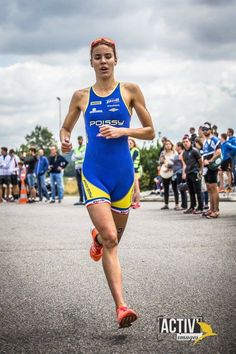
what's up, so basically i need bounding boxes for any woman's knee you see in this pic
[101,229,118,249]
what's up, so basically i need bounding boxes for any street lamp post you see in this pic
[157,131,162,145]
[56,97,61,137]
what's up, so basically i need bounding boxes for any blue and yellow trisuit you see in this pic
[82,83,134,214]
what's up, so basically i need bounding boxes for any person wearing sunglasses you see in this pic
[60,38,155,328]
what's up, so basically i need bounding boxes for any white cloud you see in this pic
[0,0,236,149]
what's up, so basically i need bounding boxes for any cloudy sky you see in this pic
[1,0,236,149]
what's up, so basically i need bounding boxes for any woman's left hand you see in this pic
[98,125,126,139]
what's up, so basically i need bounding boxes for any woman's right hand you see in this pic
[61,138,73,153]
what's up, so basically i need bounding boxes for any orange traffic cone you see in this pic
[18,180,28,204]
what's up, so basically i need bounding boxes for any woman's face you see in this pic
[129,139,135,149]
[198,127,203,135]
[165,141,172,151]
[91,44,116,78]
[175,144,180,153]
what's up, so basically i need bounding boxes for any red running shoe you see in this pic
[117,306,138,328]
[90,227,103,262]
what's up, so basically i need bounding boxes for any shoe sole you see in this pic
[118,313,138,328]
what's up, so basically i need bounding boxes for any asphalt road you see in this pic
[0,199,235,354]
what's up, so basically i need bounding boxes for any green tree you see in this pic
[140,141,161,190]
[19,125,57,155]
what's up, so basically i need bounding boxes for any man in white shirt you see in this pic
[9,149,20,200]
[0,147,11,202]
[71,136,86,205]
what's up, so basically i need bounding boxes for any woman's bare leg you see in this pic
[111,210,129,243]
[87,203,129,308]
[133,177,140,204]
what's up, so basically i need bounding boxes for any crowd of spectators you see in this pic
[1,125,235,218]
[0,145,68,203]
[151,124,236,219]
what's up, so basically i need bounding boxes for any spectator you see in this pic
[212,125,219,138]
[219,133,236,192]
[17,160,27,194]
[227,128,236,186]
[9,149,20,201]
[72,136,86,205]
[189,127,197,145]
[197,126,205,141]
[194,137,204,154]
[129,138,142,209]
[194,138,209,210]
[48,146,68,203]
[159,140,179,210]
[182,136,203,214]
[24,148,38,203]
[153,166,163,195]
[175,142,188,210]
[0,147,11,202]
[202,122,221,218]
[160,137,167,154]
[35,148,50,202]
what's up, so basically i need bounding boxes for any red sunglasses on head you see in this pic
[91,37,116,48]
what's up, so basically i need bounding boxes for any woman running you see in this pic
[60,38,155,328]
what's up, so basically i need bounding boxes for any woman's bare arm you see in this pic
[60,91,82,153]
[99,83,155,140]
[127,83,155,140]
